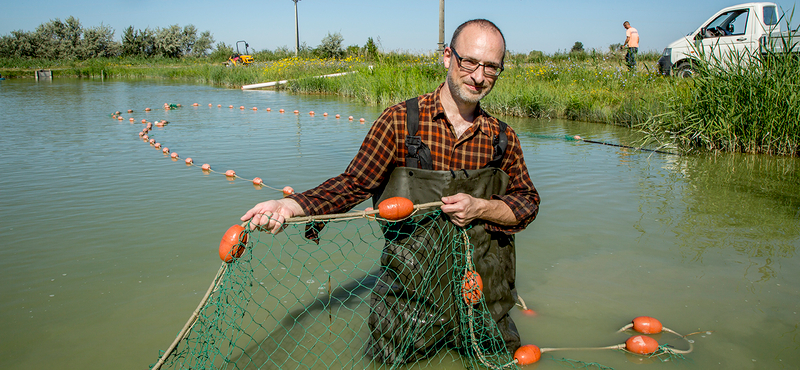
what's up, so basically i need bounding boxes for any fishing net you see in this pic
[151,204,519,370]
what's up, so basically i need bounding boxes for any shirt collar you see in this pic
[431,83,494,136]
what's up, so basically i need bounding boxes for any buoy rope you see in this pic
[151,262,229,370]
[115,103,369,196]
[250,201,446,226]
[519,133,679,156]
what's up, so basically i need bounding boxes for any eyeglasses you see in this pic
[450,48,504,77]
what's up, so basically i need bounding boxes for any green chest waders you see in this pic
[366,98,520,364]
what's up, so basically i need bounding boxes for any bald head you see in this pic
[450,19,506,65]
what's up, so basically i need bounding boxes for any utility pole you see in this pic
[438,0,445,54]
[293,0,301,56]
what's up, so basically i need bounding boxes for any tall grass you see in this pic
[639,40,800,155]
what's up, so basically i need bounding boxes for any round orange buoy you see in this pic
[219,225,248,262]
[282,186,294,197]
[115,111,121,115]
[201,163,211,171]
[625,335,659,355]
[162,147,169,154]
[279,109,285,113]
[514,344,542,365]
[141,119,146,123]
[252,177,263,185]
[138,132,144,137]
[229,105,234,109]
[240,106,245,110]
[252,107,257,110]
[266,108,271,112]
[225,170,236,177]
[462,270,483,305]
[208,103,212,107]
[632,316,663,334]
[192,103,199,106]
[117,116,123,120]
[323,112,328,116]
[154,143,161,149]
[359,118,365,123]
[348,116,354,121]
[149,139,155,144]
[185,157,193,165]
[309,111,314,115]
[127,109,133,113]
[170,152,178,158]
[378,197,414,220]
[335,114,340,119]
[145,108,152,111]
[293,110,299,114]
[217,104,221,108]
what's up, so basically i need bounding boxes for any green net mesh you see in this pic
[152,208,519,370]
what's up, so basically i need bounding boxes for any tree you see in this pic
[571,41,584,53]
[79,23,119,58]
[155,25,183,58]
[316,32,344,59]
[363,37,378,59]
[193,31,214,57]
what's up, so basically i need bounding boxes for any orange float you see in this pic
[185,157,193,165]
[127,109,133,113]
[149,139,155,144]
[377,197,414,220]
[219,225,248,263]
[141,119,147,123]
[282,186,295,196]
[293,110,299,114]
[162,147,169,153]
[335,114,341,118]
[229,105,234,109]
[348,116,354,121]
[359,118,365,123]
[239,106,245,110]
[201,163,211,171]
[625,335,659,355]
[117,116,124,120]
[279,109,285,113]
[192,103,199,106]
[225,170,236,177]
[145,107,152,111]
[462,270,483,305]
[252,107,257,110]
[253,177,263,185]
[632,316,663,334]
[154,143,161,149]
[514,344,542,365]
[266,108,271,112]
[170,152,178,158]
[217,104,221,107]
[323,112,328,116]
[309,111,315,115]
[208,103,212,107]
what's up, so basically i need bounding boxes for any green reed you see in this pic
[639,40,800,156]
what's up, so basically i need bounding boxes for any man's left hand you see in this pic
[441,193,484,227]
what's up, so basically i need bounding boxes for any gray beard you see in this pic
[447,71,491,104]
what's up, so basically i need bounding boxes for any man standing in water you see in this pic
[623,21,639,71]
[242,19,539,363]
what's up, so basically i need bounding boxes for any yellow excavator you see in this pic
[226,40,254,67]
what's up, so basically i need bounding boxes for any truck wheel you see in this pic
[674,62,696,78]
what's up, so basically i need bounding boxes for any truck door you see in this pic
[696,9,755,63]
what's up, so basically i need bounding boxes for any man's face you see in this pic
[443,25,505,105]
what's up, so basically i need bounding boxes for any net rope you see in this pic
[152,204,519,370]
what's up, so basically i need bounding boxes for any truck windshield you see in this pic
[704,10,749,37]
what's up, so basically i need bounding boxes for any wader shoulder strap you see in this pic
[404,97,432,170]
[486,120,508,168]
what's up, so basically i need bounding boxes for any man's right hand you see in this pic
[241,198,304,234]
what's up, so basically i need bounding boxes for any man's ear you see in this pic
[442,47,452,69]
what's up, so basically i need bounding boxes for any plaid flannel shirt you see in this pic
[290,83,539,234]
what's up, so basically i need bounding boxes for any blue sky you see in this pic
[1,0,797,54]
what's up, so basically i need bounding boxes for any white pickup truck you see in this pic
[658,2,799,77]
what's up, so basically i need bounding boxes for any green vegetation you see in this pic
[638,46,800,156]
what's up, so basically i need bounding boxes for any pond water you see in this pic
[0,79,798,370]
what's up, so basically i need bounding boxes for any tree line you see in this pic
[0,16,214,60]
